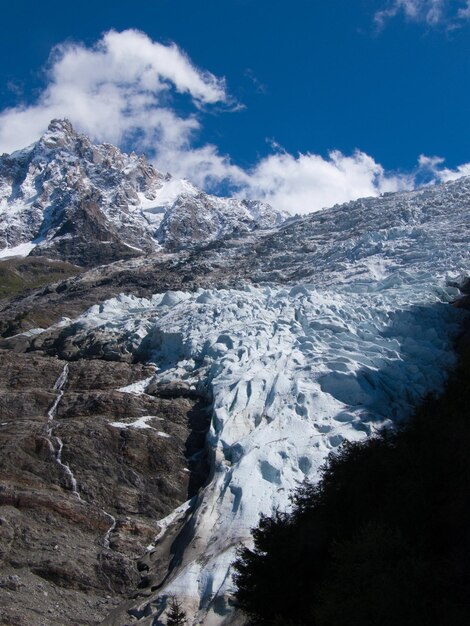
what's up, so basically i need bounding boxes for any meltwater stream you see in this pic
[45,364,83,500]
[46,363,69,432]
[46,363,118,547]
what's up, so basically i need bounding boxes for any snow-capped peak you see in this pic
[38,118,77,150]
[0,120,286,265]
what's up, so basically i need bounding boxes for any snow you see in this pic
[117,376,155,395]
[0,240,37,259]
[137,178,198,215]
[109,415,165,431]
[3,327,45,339]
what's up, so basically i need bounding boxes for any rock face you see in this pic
[0,350,211,625]
[0,120,286,266]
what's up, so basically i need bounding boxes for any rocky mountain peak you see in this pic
[38,118,78,149]
[0,121,286,266]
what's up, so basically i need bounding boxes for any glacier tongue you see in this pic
[69,271,465,623]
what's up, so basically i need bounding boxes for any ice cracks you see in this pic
[65,272,467,623]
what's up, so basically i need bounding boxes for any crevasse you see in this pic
[70,269,466,624]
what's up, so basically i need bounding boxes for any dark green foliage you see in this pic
[166,596,187,626]
[234,344,470,626]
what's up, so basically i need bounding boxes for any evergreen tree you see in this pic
[166,596,187,626]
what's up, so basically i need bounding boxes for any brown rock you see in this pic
[0,349,210,625]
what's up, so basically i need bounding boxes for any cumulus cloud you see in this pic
[0,30,468,216]
[148,141,470,214]
[374,0,470,28]
[236,150,413,214]
[418,154,470,181]
[152,144,415,216]
[0,29,227,155]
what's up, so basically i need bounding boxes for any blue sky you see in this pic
[1,0,470,213]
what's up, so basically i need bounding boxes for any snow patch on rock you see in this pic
[0,241,37,259]
[109,415,164,431]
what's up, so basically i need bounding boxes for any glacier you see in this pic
[2,120,469,623]
[64,271,466,624]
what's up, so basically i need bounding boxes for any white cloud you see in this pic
[0,29,227,155]
[374,0,470,28]
[165,143,470,215]
[236,150,413,214]
[151,143,415,216]
[439,162,470,180]
[0,30,468,217]
[418,154,470,181]
[458,0,470,18]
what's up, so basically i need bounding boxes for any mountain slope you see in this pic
[0,128,469,625]
[0,120,286,266]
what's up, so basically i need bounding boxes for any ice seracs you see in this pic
[60,280,466,623]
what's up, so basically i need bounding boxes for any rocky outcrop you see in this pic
[0,350,211,625]
[30,194,145,267]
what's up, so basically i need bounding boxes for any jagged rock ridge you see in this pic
[0,120,286,266]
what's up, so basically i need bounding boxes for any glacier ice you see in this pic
[66,269,466,623]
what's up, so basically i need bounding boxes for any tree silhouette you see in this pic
[166,596,187,626]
